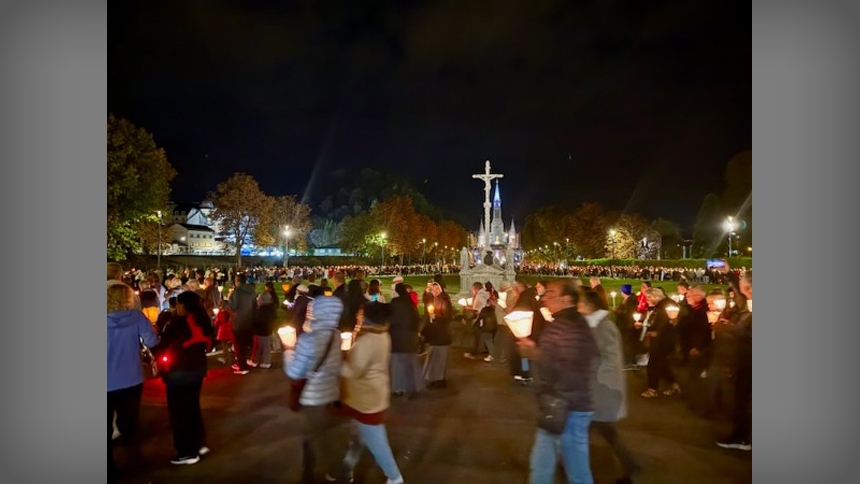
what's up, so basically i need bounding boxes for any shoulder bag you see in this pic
[536,391,569,435]
[287,331,335,412]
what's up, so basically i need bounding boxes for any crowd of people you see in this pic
[108,258,751,484]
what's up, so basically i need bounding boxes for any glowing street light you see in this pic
[283,225,292,267]
[422,238,426,268]
[723,216,737,257]
[380,232,387,274]
[156,210,163,271]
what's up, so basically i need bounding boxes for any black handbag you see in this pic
[536,392,569,435]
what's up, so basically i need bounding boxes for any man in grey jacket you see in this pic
[229,273,257,374]
[283,295,346,484]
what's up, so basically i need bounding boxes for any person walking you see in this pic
[339,300,406,484]
[579,289,640,484]
[420,282,453,388]
[517,279,600,484]
[228,273,257,375]
[389,283,423,397]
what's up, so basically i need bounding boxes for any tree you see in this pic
[371,195,419,264]
[339,212,378,255]
[207,173,273,267]
[107,114,177,261]
[569,202,609,259]
[267,195,312,255]
[722,150,752,253]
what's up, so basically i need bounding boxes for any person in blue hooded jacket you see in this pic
[107,283,159,481]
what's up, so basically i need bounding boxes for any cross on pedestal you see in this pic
[472,160,503,248]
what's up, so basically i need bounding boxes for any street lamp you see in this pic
[434,241,438,265]
[283,225,292,267]
[380,232,387,274]
[422,238,426,268]
[156,210,162,271]
[723,216,737,258]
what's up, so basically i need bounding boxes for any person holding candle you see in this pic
[339,300,406,484]
[679,285,712,406]
[213,300,235,366]
[421,282,453,389]
[389,283,423,397]
[639,288,680,398]
[516,279,599,484]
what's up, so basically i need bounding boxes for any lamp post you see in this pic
[283,225,292,267]
[434,241,438,266]
[156,210,162,271]
[608,229,617,259]
[422,238,426,268]
[380,232,387,274]
[723,216,737,258]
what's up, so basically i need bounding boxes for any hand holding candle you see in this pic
[277,326,297,349]
[340,331,354,351]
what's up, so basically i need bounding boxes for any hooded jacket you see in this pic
[108,310,159,392]
[584,309,627,422]
[229,283,258,332]
[341,306,392,416]
[284,295,343,407]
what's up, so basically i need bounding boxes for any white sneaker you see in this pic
[386,476,404,484]
[246,359,258,368]
[170,455,200,465]
[483,355,494,362]
[199,446,210,456]
[259,363,272,369]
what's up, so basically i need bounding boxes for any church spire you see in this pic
[493,180,501,207]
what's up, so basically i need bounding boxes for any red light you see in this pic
[162,356,168,362]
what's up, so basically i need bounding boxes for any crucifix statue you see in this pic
[472,160,503,248]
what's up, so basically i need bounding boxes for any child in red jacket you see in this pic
[213,300,235,365]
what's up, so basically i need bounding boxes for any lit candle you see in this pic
[714,298,727,311]
[340,331,354,351]
[277,326,297,348]
[746,299,752,313]
[633,312,642,323]
[610,291,617,299]
[458,298,468,307]
[217,285,224,294]
[504,311,534,338]
[665,304,680,320]
[213,308,220,316]
[427,304,434,315]
[707,311,720,324]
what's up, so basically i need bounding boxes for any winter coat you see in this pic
[254,291,277,336]
[341,325,392,415]
[284,296,344,407]
[534,307,599,412]
[229,283,258,332]
[389,296,420,353]
[107,309,159,392]
[214,309,235,342]
[155,312,213,386]
[584,310,627,422]
[421,292,453,346]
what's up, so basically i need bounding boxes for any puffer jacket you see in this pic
[534,307,599,412]
[229,283,258,332]
[341,324,392,414]
[284,295,343,407]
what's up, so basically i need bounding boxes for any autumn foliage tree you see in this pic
[107,114,177,261]
[207,173,273,267]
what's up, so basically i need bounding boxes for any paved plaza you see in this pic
[114,347,751,484]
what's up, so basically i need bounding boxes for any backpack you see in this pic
[476,305,498,333]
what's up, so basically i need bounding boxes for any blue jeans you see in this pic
[529,411,594,484]
[343,420,403,481]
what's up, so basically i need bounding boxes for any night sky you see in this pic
[108,0,750,232]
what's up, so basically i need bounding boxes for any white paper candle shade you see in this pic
[707,311,720,324]
[277,326,297,348]
[633,313,642,323]
[746,300,752,313]
[498,292,508,309]
[340,332,354,351]
[665,305,680,320]
[714,298,727,311]
[504,311,534,338]
[213,308,220,316]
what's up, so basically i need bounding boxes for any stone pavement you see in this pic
[113,347,751,484]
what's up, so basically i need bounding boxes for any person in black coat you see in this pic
[154,291,214,465]
[389,283,423,396]
[639,289,680,398]
[420,282,453,388]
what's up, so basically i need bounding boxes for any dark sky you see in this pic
[108,0,750,232]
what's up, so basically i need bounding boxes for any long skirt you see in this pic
[422,345,449,383]
[391,353,425,393]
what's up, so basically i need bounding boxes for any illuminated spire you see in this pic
[493,180,501,207]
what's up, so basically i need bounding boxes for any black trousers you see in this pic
[730,366,752,441]
[591,421,639,476]
[166,378,206,457]
[107,384,143,477]
[503,326,528,378]
[646,351,676,390]
[234,329,253,371]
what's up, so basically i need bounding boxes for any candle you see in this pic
[217,285,224,295]
[706,311,720,324]
[539,307,554,322]
[633,312,642,323]
[458,298,468,307]
[340,332,354,351]
[213,308,220,316]
[714,298,727,311]
[665,304,680,320]
[504,311,534,338]
[746,299,752,313]
[277,326,297,348]
[427,304,434,315]
[610,291,617,299]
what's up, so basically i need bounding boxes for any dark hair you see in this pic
[677,281,690,289]
[237,273,248,284]
[264,281,279,307]
[395,283,408,298]
[346,279,367,327]
[580,288,608,311]
[177,291,214,339]
[552,279,581,305]
[168,296,177,308]
[368,279,382,295]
